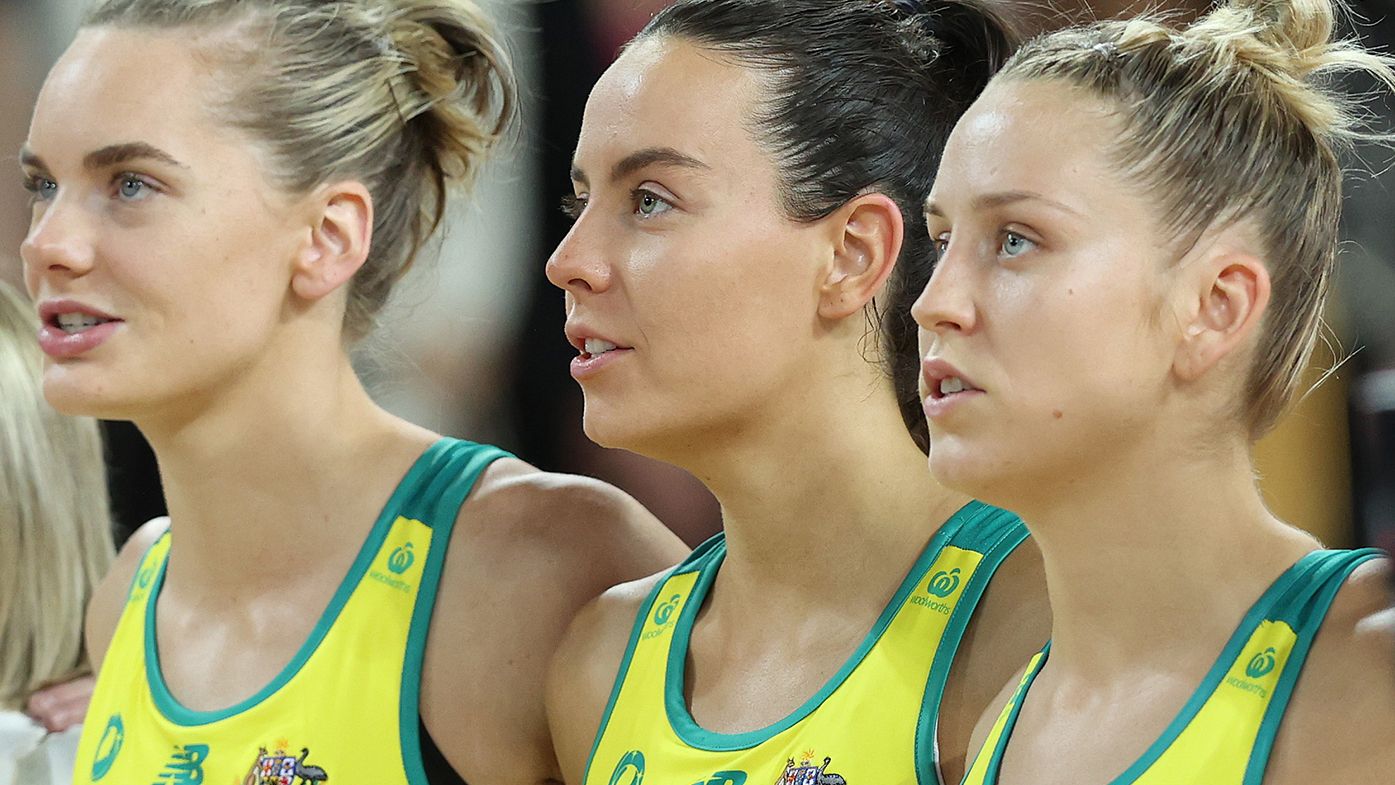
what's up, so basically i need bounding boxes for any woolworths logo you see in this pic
[1245,647,1277,678]
[910,567,961,615]
[1226,646,1280,699]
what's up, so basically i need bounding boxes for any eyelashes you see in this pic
[559,194,585,221]
[558,188,674,222]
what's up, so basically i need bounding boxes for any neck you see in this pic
[687,369,970,610]
[1014,431,1319,679]
[136,335,433,602]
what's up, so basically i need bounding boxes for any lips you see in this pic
[35,299,124,360]
[564,323,633,380]
[922,358,983,400]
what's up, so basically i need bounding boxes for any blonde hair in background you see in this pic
[84,0,518,341]
[0,281,114,710]
[999,0,1395,437]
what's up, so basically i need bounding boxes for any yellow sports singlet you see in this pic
[73,438,508,785]
[961,548,1385,785]
[584,501,1030,785]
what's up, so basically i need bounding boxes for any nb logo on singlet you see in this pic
[152,743,209,784]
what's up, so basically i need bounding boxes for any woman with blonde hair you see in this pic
[18,1,685,784]
[914,0,1395,782]
[0,279,114,785]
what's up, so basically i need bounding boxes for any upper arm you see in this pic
[420,463,687,782]
[85,517,169,672]
[547,577,661,785]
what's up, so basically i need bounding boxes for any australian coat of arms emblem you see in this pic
[243,746,329,785]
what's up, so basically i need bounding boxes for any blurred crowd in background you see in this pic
[0,0,1391,553]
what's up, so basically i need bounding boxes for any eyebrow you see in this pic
[18,142,187,172]
[924,190,1083,219]
[570,146,711,187]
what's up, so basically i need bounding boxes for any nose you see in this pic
[911,241,978,336]
[21,197,97,287]
[545,212,612,297]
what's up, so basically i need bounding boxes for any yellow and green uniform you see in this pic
[962,547,1385,785]
[73,438,509,785]
[584,501,1029,785]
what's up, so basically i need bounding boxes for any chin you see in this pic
[926,433,1015,505]
[41,363,157,422]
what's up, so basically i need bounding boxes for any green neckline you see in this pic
[142,437,453,727]
[662,501,981,751]
[978,548,1334,785]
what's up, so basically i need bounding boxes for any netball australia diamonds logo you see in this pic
[90,714,124,781]
[1245,647,1277,678]
[642,594,682,640]
[607,750,645,785]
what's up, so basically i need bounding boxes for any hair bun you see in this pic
[382,0,516,187]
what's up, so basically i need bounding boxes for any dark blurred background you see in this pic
[1,0,1391,553]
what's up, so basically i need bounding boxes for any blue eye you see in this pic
[1001,231,1035,258]
[117,175,150,201]
[634,189,672,218]
[23,176,58,202]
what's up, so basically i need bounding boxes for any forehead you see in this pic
[575,36,767,175]
[28,26,227,164]
[933,79,1121,204]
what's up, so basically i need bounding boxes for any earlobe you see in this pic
[818,193,904,320]
[290,182,374,302]
[1173,252,1271,381]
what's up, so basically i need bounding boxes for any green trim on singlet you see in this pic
[981,645,1048,785]
[1241,549,1383,785]
[580,535,724,782]
[915,506,1030,785]
[400,440,512,785]
[142,438,456,727]
[579,570,678,783]
[977,548,1340,785]
[661,505,973,751]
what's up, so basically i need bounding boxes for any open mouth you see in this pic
[929,375,982,400]
[51,312,119,335]
[579,337,619,360]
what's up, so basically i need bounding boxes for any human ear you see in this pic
[289,181,374,302]
[817,192,904,320]
[1172,250,1271,381]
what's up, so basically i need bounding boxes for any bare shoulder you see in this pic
[85,517,171,672]
[548,571,670,785]
[419,457,687,783]
[940,537,1050,783]
[1265,556,1395,784]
